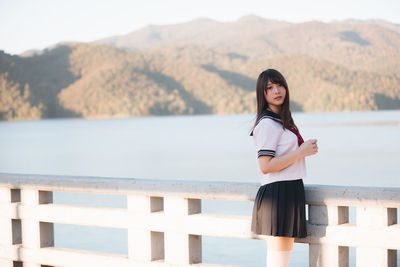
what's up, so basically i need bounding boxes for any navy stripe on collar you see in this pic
[250,110,282,136]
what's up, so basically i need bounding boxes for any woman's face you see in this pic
[263,81,286,110]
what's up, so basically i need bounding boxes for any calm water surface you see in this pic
[1,110,399,266]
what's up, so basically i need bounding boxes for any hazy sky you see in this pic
[1,0,399,55]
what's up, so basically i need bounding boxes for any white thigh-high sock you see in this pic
[266,249,292,267]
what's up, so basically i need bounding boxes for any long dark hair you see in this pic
[251,69,297,132]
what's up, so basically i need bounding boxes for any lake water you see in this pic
[0,110,399,266]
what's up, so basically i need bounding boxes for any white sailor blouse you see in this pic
[250,110,307,186]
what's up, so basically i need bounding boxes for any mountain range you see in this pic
[1,15,399,121]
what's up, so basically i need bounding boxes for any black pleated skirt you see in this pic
[251,178,307,238]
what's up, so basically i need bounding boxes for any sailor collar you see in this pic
[250,109,282,136]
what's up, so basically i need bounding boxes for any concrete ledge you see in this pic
[0,172,257,201]
[1,202,399,249]
[1,172,399,266]
[1,172,400,206]
[0,245,236,267]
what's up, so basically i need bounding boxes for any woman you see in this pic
[249,69,318,267]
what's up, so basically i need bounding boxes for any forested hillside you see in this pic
[1,16,399,121]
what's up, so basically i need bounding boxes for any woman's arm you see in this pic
[258,139,318,174]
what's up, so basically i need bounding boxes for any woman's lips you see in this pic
[274,96,282,100]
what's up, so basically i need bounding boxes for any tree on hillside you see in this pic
[0,73,43,121]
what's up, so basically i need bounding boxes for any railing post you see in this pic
[0,187,13,266]
[127,195,164,263]
[356,207,397,267]
[164,196,201,265]
[21,189,54,267]
[309,205,349,267]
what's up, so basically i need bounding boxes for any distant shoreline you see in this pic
[2,109,400,124]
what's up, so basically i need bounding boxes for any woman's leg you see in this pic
[267,236,294,251]
[266,236,294,267]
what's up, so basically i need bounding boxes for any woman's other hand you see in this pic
[298,139,318,157]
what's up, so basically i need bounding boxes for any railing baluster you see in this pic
[164,196,201,265]
[356,207,397,267]
[127,194,164,262]
[21,189,54,267]
[0,187,13,267]
[309,205,349,267]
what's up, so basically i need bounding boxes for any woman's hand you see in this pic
[298,139,318,157]
[258,139,318,175]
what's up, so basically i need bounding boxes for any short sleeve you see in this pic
[253,119,282,158]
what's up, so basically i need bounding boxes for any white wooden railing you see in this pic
[0,172,399,267]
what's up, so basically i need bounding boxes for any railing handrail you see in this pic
[0,172,400,207]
